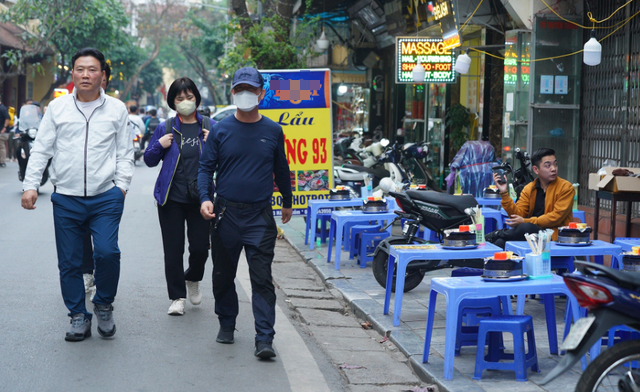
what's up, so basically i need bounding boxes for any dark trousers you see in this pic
[211,203,278,343]
[81,230,94,274]
[51,186,125,319]
[492,222,542,249]
[157,200,210,300]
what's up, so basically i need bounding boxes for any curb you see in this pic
[283,231,459,392]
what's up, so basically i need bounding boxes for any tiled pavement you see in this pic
[280,217,585,392]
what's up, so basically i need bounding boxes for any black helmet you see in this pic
[197,105,211,117]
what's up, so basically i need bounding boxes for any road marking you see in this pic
[236,252,331,392]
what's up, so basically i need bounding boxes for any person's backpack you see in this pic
[164,116,212,136]
[146,117,161,135]
[8,106,15,127]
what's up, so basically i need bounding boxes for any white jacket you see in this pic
[23,88,134,196]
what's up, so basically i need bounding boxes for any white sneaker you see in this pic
[168,299,186,315]
[89,286,96,302]
[186,281,202,305]
[83,273,95,293]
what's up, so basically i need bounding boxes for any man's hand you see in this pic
[159,133,173,148]
[492,172,508,194]
[200,201,215,220]
[505,214,524,227]
[119,187,126,197]
[281,208,293,224]
[21,190,38,210]
[202,129,209,142]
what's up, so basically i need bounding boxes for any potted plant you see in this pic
[445,103,471,153]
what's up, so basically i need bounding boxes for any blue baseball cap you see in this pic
[231,67,264,89]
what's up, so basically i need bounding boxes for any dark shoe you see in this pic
[254,341,276,359]
[216,326,235,344]
[65,314,91,342]
[94,304,116,338]
[0,163,6,167]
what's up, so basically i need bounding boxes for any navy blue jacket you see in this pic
[197,114,292,208]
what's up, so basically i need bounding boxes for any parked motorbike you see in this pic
[334,135,364,166]
[371,190,479,292]
[401,141,443,192]
[491,147,535,200]
[16,104,50,185]
[541,260,640,391]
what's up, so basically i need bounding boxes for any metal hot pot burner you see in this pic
[362,198,388,213]
[482,253,526,280]
[443,227,477,248]
[557,225,593,244]
[483,186,501,199]
[329,188,351,200]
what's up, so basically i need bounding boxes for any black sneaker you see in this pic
[94,304,116,338]
[254,341,276,359]
[216,326,235,344]
[65,314,91,342]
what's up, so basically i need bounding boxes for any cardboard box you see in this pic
[588,167,640,192]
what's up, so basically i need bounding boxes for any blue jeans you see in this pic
[51,186,125,319]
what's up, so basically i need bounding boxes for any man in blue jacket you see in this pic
[198,67,292,359]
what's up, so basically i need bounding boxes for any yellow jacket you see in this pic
[501,177,575,240]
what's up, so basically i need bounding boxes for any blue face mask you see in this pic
[233,90,259,112]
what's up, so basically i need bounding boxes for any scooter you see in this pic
[371,190,479,292]
[541,260,640,390]
[402,141,443,192]
[16,104,50,185]
[133,132,144,164]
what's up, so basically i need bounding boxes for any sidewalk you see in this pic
[281,217,584,392]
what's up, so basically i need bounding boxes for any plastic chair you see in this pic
[348,224,382,259]
[356,231,390,267]
[473,315,540,382]
[318,214,331,244]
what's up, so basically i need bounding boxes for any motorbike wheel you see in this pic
[372,239,425,293]
[576,339,640,392]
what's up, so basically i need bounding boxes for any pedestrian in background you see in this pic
[0,94,11,167]
[82,62,112,300]
[198,67,292,359]
[144,77,213,316]
[21,47,134,342]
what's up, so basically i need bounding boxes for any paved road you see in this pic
[0,160,344,392]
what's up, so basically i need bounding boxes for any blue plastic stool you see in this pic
[356,231,391,267]
[474,315,540,382]
[343,221,375,252]
[349,225,382,260]
[317,214,331,244]
[450,268,504,356]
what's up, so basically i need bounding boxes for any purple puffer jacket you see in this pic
[143,112,215,206]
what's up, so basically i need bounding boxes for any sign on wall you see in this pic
[259,69,333,216]
[396,37,456,84]
[430,0,461,50]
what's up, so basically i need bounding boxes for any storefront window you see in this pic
[334,84,370,137]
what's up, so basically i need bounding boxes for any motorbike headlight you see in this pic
[28,128,38,139]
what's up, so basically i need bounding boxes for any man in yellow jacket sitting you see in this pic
[488,148,574,249]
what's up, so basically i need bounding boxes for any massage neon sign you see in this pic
[396,37,456,84]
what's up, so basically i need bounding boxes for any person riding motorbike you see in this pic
[486,148,574,248]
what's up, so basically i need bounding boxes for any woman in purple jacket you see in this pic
[144,77,214,315]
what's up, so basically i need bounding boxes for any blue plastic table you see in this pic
[327,210,397,270]
[614,237,640,252]
[306,199,363,250]
[505,240,623,271]
[384,243,503,326]
[475,197,502,207]
[423,275,580,380]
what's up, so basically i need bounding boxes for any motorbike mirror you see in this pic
[380,139,389,147]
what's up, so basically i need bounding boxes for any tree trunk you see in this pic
[180,48,219,107]
[231,0,253,36]
[274,0,296,40]
[119,44,161,103]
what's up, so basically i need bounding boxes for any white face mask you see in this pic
[233,90,260,112]
[176,100,196,116]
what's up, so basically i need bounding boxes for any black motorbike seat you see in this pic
[342,164,390,179]
[576,260,640,289]
[407,190,477,212]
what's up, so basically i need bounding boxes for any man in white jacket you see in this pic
[21,48,134,342]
